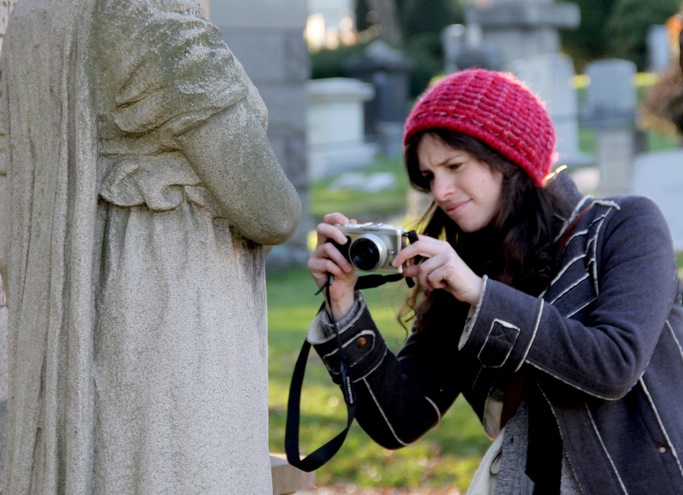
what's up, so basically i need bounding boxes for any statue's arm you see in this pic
[177,98,301,246]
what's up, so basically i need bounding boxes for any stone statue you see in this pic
[0,0,301,493]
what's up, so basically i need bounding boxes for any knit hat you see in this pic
[403,69,556,186]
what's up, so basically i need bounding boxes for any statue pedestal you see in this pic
[271,455,316,495]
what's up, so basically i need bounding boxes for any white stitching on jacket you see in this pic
[585,405,629,494]
[526,361,615,400]
[564,297,595,319]
[459,275,488,350]
[667,319,683,364]
[554,195,593,242]
[638,377,683,478]
[515,299,544,372]
[352,346,388,382]
[547,273,590,305]
[362,377,440,447]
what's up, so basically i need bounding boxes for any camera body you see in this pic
[331,222,407,274]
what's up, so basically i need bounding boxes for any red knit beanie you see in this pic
[403,69,556,186]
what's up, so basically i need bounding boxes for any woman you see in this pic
[307,69,683,494]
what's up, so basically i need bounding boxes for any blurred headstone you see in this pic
[584,59,637,128]
[513,54,592,168]
[442,24,467,73]
[345,40,414,157]
[464,0,580,69]
[647,24,671,74]
[307,78,378,179]
[633,149,683,251]
[583,59,637,195]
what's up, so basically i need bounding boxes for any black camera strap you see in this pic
[285,230,420,472]
[285,271,410,472]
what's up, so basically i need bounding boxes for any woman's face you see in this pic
[417,134,504,233]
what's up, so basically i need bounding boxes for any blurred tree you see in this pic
[355,0,403,46]
[355,0,373,32]
[641,13,683,138]
[401,0,462,40]
[605,0,679,70]
[352,0,463,95]
[560,0,616,71]
[400,0,463,94]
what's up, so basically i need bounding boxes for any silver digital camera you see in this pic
[330,222,407,274]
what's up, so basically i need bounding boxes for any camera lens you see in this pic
[349,234,387,271]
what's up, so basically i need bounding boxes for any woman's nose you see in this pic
[431,174,451,202]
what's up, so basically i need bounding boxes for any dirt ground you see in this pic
[296,486,462,495]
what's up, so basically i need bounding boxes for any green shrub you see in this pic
[606,0,679,70]
[310,42,369,80]
[560,0,615,71]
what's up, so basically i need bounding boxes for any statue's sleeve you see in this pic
[97,0,268,139]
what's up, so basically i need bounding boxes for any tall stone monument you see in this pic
[0,1,301,495]
[463,0,586,169]
[464,0,579,66]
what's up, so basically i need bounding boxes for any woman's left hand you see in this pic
[392,234,483,305]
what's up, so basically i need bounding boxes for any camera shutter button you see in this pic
[356,336,369,349]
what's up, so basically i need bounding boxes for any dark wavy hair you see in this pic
[400,129,573,332]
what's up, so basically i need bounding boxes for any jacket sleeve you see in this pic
[458,196,680,400]
[308,293,467,449]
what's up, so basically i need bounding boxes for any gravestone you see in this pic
[307,77,378,179]
[584,59,637,128]
[464,0,580,69]
[647,24,671,74]
[583,59,638,196]
[632,149,683,251]
[513,54,592,168]
[442,22,505,73]
[345,39,414,157]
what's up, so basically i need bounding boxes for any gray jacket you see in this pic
[309,171,683,494]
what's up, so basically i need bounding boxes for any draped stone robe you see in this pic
[0,1,301,493]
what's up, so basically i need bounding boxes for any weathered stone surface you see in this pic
[0,1,300,494]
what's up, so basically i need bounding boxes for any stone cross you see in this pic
[464,0,580,69]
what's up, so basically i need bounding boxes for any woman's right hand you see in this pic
[307,212,359,319]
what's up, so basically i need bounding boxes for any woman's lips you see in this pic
[444,199,469,216]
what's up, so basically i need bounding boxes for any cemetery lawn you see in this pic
[309,155,411,223]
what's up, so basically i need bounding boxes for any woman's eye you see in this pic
[448,162,462,170]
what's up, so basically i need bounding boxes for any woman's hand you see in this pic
[393,235,483,305]
[307,213,359,319]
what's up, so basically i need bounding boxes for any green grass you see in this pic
[309,155,411,223]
